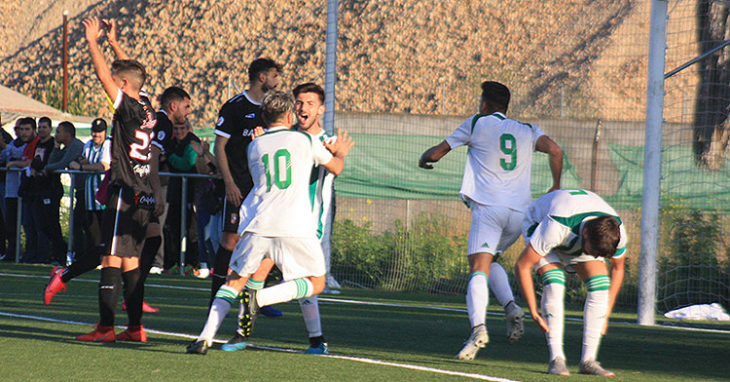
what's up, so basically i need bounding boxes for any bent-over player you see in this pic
[515,189,626,377]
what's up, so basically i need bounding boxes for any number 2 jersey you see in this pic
[445,112,544,211]
[110,89,156,194]
[238,126,333,238]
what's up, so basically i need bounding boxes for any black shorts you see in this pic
[222,197,242,233]
[100,186,152,258]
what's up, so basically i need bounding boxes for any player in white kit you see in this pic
[187,90,354,355]
[419,81,563,360]
[515,189,626,376]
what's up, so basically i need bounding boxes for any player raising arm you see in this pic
[75,17,157,342]
[515,189,626,377]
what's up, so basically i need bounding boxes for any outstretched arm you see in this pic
[535,135,563,192]
[603,255,625,334]
[104,19,130,60]
[83,18,119,104]
[418,140,451,169]
[515,244,550,333]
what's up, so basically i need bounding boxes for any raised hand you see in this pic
[83,17,105,43]
[324,129,354,158]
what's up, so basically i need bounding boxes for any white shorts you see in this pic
[533,251,605,273]
[467,202,523,256]
[229,233,326,281]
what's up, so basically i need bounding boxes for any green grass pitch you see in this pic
[1,263,729,381]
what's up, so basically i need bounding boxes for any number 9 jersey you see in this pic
[238,126,333,238]
[110,89,156,195]
[445,112,544,211]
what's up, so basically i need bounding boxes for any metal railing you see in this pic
[2,167,216,276]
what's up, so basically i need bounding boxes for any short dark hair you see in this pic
[19,117,36,130]
[293,82,325,104]
[57,121,75,137]
[111,59,147,90]
[261,90,294,126]
[248,58,282,83]
[582,216,621,258]
[38,116,52,128]
[159,86,191,109]
[480,81,511,111]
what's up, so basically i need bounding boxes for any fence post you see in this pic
[179,175,188,275]
[66,172,75,264]
[15,195,22,263]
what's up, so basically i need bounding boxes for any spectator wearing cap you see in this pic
[68,118,111,264]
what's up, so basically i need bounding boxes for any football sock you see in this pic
[466,271,489,328]
[541,269,566,361]
[299,295,322,338]
[198,285,238,343]
[139,236,161,283]
[309,335,326,348]
[582,275,610,363]
[62,248,102,283]
[122,268,142,326]
[210,247,232,305]
[99,267,122,326]
[488,262,515,308]
[257,278,314,307]
[238,279,265,324]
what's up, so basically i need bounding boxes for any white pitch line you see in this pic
[0,311,519,382]
[2,271,729,334]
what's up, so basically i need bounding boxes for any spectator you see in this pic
[1,118,36,261]
[192,137,222,278]
[0,115,16,260]
[69,118,111,262]
[33,121,83,265]
[164,121,200,272]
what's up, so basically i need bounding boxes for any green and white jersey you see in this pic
[523,189,627,258]
[445,112,544,211]
[238,126,333,238]
[301,129,336,240]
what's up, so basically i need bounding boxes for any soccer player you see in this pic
[75,17,156,342]
[210,57,281,304]
[223,83,335,354]
[44,20,162,315]
[186,90,354,355]
[419,81,563,360]
[515,189,626,377]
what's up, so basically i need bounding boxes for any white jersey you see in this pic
[301,129,336,240]
[523,189,627,259]
[238,126,333,238]
[445,112,544,211]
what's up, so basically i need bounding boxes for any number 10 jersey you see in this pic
[445,112,544,212]
[238,126,333,238]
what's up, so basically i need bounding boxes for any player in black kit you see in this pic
[210,58,281,303]
[76,17,156,342]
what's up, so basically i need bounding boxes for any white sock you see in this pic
[257,278,314,307]
[197,285,237,343]
[488,262,516,308]
[299,295,322,338]
[541,269,566,361]
[582,275,610,363]
[466,271,488,328]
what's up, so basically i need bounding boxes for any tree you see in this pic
[694,1,730,169]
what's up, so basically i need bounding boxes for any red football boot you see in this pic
[44,267,67,305]
[116,325,147,342]
[76,324,116,342]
